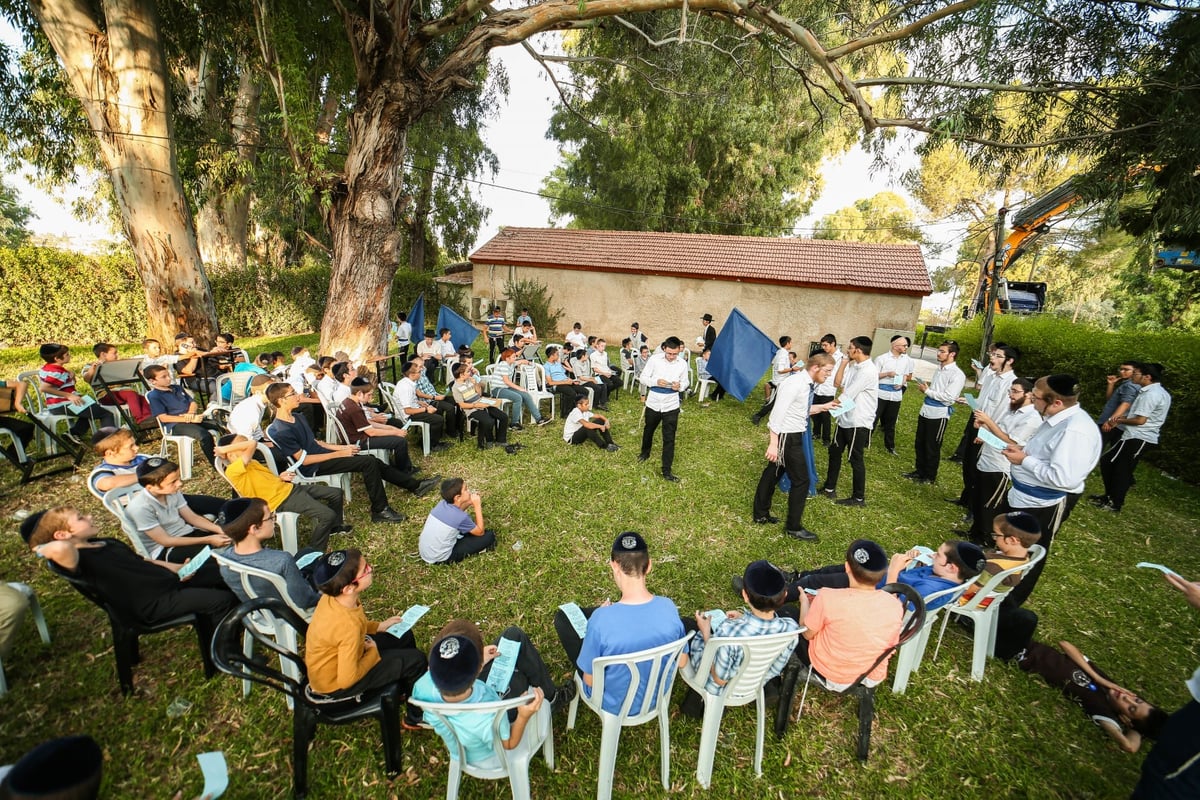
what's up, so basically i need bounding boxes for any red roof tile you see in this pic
[470,227,931,296]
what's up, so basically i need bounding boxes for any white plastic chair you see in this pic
[0,426,28,465]
[263,430,352,503]
[325,413,392,468]
[212,454,301,554]
[157,417,198,480]
[99,483,154,559]
[381,383,432,457]
[410,692,554,800]
[566,634,692,800]
[0,582,52,697]
[16,371,76,454]
[696,378,715,402]
[210,551,312,705]
[519,365,555,420]
[932,544,1046,681]
[891,578,977,694]
[679,630,799,789]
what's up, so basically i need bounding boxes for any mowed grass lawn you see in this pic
[0,333,1196,799]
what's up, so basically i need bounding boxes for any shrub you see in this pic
[504,278,564,337]
[948,315,1200,484]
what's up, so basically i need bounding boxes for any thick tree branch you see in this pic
[873,118,1158,148]
[418,0,493,41]
[824,0,983,60]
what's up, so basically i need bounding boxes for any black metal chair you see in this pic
[45,560,217,695]
[210,597,404,799]
[774,582,926,761]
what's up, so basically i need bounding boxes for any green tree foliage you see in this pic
[812,191,924,245]
[0,178,32,247]
[503,279,563,337]
[543,16,850,233]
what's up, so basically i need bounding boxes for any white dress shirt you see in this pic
[1008,404,1102,507]
[919,363,966,420]
[768,370,815,434]
[639,353,689,413]
[977,403,1041,475]
[1120,383,1171,444]
[875,352,913,401]
[836,359,879,429]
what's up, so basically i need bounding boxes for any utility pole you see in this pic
[981,206,1008,362]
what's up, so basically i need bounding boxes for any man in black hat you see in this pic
[1001,374,1102,607]
[698,313,717,352]
[553,531,687,714]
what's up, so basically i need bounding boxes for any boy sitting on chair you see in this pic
[679,560,799,717]
[412,619,571,766]
[305,549,427,726]
[89,427,224,518]
[217,497,320,611]
[793,539,904,689]
[214,434,352,552]
[553,532,687,714]
[960,511,1042,606]
[125,457,231,563]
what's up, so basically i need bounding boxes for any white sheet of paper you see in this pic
[386,604,430,639]
[485,636,521,695]
[829,395,856,419]
[559,602,588,639]
[964,394,979,411]
[978,428,1006,450]
[177,546,212,581]
[1136,562,1182,579]
[911,545,936,566]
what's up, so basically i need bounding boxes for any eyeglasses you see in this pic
[352,563,373,584]
[263,511,276,523]
[1031,393,1048,403]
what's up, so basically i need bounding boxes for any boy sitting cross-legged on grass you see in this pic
[563,394,619,451]
[793,539,904,689]
[217,497,320,611]
[412,619,574,766]
[125,457,231,564]
[305,548,428,726]
[679,560,800,718]
[418,478,496,565]
[214,433,351,552]
[88,427,225,518]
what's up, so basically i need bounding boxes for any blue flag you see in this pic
[706,307,777,402]
[409,294,426,344]
[436,304,481,351]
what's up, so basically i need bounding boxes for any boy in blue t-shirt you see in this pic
[554,531,687,714]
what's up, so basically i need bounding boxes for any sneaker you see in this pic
[536,417,553,427]
[1088,495,1111,508]
[750,414,762,426]
[819,487,836,499]
[551,679,577,714]
[605,443,620,452]
[662,472,681,483]
[835,497,866,508]
[637,454,649,463]
[509,423,525,432]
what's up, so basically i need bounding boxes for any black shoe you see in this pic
[504,444,520,455]
[413,477,440,497]
[947,455,963,463]
[961,513,974,524]
[332,524,354,536]
[835,497,866,508]
[819,487,836,499]
[637,454,649,463]
[820,439,831,447]
[785,528,819,541]
[901,471,922,481]
[536,417,553,427]
[1088,495,1111,508]
[944,497,967,507]
[605,443,620,452]
[509,423,524,431]
[663,472,681,482]
[430,442,451,453]
[750,414,762,426]
[913,477,934,485]
[551,679,576,714]
[371,507,407,523]
[886,447,897,455]
[731,575,745,594]
[753,514,781,525]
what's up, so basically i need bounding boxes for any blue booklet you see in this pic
[177,546,212,580]
[558,602,588,638]
[386,604,430,639]
[485,636,521,694]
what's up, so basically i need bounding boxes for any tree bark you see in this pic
[30,0,219,343]
[196,61,262,271]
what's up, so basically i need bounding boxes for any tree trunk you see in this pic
[319,89,414,361]
[197,62,262,271]
[407,166,435,272]
[30,0,219,343]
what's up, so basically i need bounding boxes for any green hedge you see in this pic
[0,245,444,345]
[948,315,1199,484]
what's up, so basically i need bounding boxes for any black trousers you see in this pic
[584,380,610,408]
[825,426,870,500]
[1000,498,1065,607]
[641,407,679,474]
[1132,699,1200,799]
[553,385,589,418]
[969,471,1010,543]
[914,415,951,480]
[168,420,223,465]
[359,435,415,473]
[334,629,427,721]
[752,431,810,531]
[874,398,902,451]
[1099,437,1152,511]
[478,626,559,706]
[49,402,110,437]
[446,530,496,563]
[465,407,509,447]
[958,438,984,505]
[811,394,836,444]
[571,426,614,448]
[487,336,505,364]
[276,483,345,551]
[311,454,417,514]
[408,411,446,446]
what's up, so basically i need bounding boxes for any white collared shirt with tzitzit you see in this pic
[977,404,1042,475]
[977,369,1017,419]
[918,362,966,420]
[1120,383,1171,444]
[836,358,879,429]
[816,350,845,397]
[768,370,814,434]
[875,352,913,401]
[639,352,689,412]
[1007,404,1102,508]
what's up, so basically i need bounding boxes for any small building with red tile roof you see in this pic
[468,227,930,349]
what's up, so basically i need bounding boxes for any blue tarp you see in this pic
[705,307,777,402]
[436,305,481,350]
[408,294,426,343]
